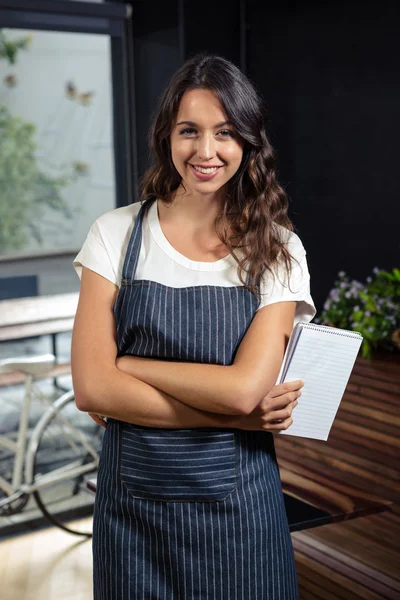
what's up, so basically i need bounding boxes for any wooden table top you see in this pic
[0,292,78,342]
[276,351,398,531]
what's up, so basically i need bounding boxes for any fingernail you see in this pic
[298,391,302,397]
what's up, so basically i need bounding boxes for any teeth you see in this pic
[192,165,219,174]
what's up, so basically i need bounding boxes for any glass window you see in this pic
[0,27,116,259]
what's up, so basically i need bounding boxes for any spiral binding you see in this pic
[300,323,363,339]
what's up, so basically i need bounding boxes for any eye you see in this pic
[217,130,235,138]
[179,127,197,135]
[178,128,236,138]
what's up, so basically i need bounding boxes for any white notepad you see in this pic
[276,323,363,441]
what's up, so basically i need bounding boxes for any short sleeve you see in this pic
[257,233,316,326]
[72,220,118,286]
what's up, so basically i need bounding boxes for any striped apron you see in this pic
[93,198,299,599]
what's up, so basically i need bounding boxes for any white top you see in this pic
[73,200,316,326]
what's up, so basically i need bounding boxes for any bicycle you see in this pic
[0,353,103,537]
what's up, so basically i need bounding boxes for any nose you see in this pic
[196,132,216,160]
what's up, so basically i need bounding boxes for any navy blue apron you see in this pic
[92,198,299,599]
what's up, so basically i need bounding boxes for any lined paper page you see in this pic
[278,327,362,441]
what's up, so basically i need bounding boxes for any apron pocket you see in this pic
[119,424,237,502]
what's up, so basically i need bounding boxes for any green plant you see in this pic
[0,105,76,253]
[0,30,31,65]
[315,267,400,359]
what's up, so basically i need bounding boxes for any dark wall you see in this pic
[128,0,399,311]
[130,1,182,179]
[183,1,242,68]
[247,0,399,309]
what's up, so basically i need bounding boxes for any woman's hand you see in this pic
[238,380,303,432]
[88,412,107,429]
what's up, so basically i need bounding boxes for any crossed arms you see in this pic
[71,267,296,427]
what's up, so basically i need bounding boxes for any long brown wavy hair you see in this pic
[139,52,298,302]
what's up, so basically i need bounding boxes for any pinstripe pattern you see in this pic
[120,427,237,501]
[93,198,299,599]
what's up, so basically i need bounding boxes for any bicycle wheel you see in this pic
[25,390,103,537]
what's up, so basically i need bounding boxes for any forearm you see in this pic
[116,356,253,415]
[76,365,241,429]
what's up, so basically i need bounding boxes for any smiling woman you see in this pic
[140,56,303,297]
[71,52,316,600]
[171,95,243,188]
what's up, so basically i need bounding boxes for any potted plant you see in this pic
[315,268,400,359]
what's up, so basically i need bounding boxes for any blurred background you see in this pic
[0,0,398,305]
[0,1,398,599]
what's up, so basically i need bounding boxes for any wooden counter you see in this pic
[276,351,399,530]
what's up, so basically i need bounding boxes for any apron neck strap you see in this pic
[121,197,155,281]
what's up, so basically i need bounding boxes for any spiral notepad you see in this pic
[276,323,363,441]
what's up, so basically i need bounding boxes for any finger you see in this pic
[263,416,294,431]
[92,415,106,428]
[266,402,296,423]
[96,417,107,429]
[266,402,298,423]
[276,415,294,431]
[261,391,300,411]
[88,413,107,428]
[268,380,304,398]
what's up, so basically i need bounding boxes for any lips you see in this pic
[188,163,222,181]
[189,164,224,169]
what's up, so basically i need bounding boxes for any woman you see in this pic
[72,53,316,599]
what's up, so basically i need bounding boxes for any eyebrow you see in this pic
[175,120,233,128]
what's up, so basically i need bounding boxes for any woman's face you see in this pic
[170,89,244,197]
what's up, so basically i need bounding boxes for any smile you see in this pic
[188,164,223,180]
[191,165,220,173]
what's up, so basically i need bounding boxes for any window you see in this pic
[0,27,116,257]
[0,1,135,263]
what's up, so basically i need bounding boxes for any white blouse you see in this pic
[73,199,316,326]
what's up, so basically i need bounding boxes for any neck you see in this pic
[160,185,226,233]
